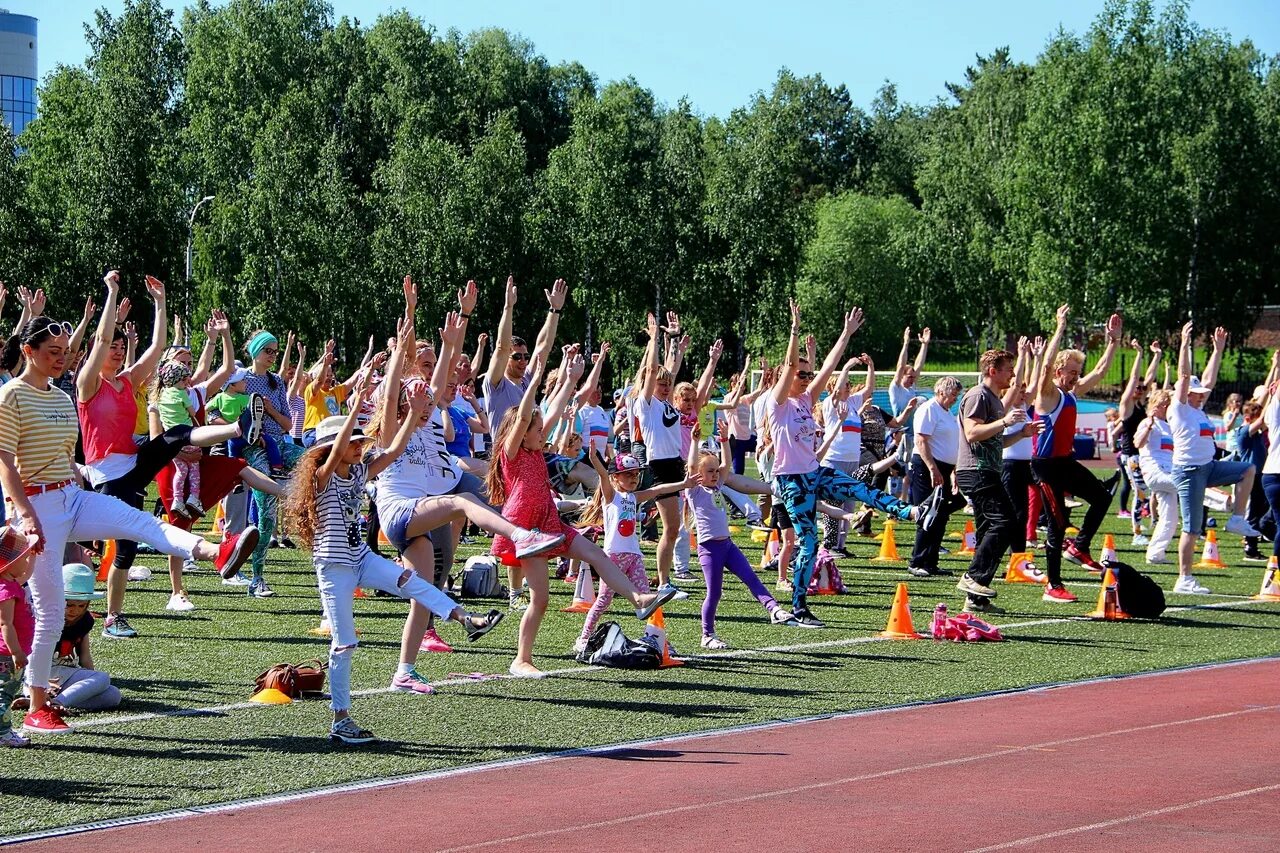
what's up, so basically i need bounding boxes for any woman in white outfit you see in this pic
[1134,389,1178,564]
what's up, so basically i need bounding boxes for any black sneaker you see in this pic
[791,607,825,629]
[246,393,265,445]
[1243,550,1268,562]
[101,614,138,639]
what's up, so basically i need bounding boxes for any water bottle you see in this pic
[931,602,947,640]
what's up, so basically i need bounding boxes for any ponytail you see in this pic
[1,334,22,375]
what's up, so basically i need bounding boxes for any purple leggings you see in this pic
[699,537,776,635]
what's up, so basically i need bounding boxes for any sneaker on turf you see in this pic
[1131,534,1150,546]
[127,566,152,582]
[665,584,690,601]
[508,590,528,612]
[770,608,798,626]
[0,729,30,747]
[908,565,943,578]
[833,547,857,559]
[1243,550,1268,562]
[1173,575,1211,595]
[774,579,792,592]
[182,558,199,574]
[390,668,435,694]
[1145,554,1170,565]
[1225,515,1261,537]
[962,597,1004,615]
[512,528,566,559]
[246,393,265,445]
[791,607,825,629]
[419,627,453,653]
[214,526,260,579]
[21,707,71,735]
[701,633,729,650]
[186,496,206,516]
[1042,585,1078,603]
[249,578,275,598]
[101,614,138,639]
[1064,542,1103,572]
[914,485,945,532]
[1117,510,1132,520]
[956,574,997,599]
[165,593,195,612]
[168,499,190,519]
[673,569,694,581]
[572,637,588,654]
[329,717,377,745]
[222,572,251,586]
[635,584,680,621]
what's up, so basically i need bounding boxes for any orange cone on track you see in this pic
[877,582,922,639]
[873,520,901,562]
[1003,552,1046,584]
[1252,556,1280,602]
[95,540,116,581]
[1195,529,1226,569]
[1088,567,1130,620]
[759,528,780,569]
[562,567,596,613]
[1100,533,1118,565]
[959,520,976,554]
[645,608,683,667]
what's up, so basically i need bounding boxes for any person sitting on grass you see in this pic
[284,385,505,746]
[38,563,122,713]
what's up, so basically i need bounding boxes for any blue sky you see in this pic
[9,0,1279,115]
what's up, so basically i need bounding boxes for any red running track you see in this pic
[11,659,1280,852]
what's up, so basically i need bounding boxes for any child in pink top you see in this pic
[486,346,677,679]
[0,577,35,747]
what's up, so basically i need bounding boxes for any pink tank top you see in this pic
[77,375,139,464]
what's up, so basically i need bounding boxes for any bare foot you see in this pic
[507,661,546,679]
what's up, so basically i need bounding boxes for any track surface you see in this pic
[11,659,1279,852]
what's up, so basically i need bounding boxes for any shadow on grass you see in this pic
[0,777,181,807]
[594,746,790,764]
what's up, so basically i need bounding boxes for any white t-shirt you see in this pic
[1003,407,1033,462]
[821,393,865,464]
[602,490,642,556]
[1139,417,1175,472]
[1264,397,1280,475]
[578,403,612,457]
[633,395,683,461]
[766,394,817,476]
[1168,399,1216,467]
[913,397,959,466]
[374,417,461,505]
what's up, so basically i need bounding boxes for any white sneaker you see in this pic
[1131,534,1150,546]
[165,593,195,612]
[770,608,798,626]
[221,573,251,587]
[182,559,199,574]
[572,638,588,654]
[127,566,152,582]
[1225,515,1261,537]
[700,633,729,650]
[1173,575,1211,595]
[666,585,690,601]
[1146,554,1170,565]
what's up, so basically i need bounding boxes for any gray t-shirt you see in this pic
[481,372,531,435]
[957,384,1005,473]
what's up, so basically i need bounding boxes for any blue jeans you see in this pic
[316,550,457,712]
[1262,474,1280,558]
[1173,459,1253,534]
[245,440,306,575]
[774,467,913,610]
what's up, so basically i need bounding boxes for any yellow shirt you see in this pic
[0,380,78,485]
[304,380,348,432]
[133,382,150,435]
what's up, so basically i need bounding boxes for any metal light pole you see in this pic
[185,195,215,341]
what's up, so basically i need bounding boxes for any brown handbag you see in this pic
[254,659,328,698]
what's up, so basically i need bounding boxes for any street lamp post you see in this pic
[185,194,215,342]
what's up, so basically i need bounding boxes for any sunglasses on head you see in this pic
[510,352,530,362]
[38,319,75,338]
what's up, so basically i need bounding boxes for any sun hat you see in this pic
[0,525,36,577]
[63,563,104,601]
[607,453,646,475]
[225,366,249,387]
[313,415,372,449]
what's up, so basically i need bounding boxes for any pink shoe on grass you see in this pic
[419,628,453,653]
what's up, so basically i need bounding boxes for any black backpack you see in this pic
[576,621,661,669]
[1109,561,1167,619]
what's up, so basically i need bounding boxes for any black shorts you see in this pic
[771,500,793,530]
[649,457,686,491]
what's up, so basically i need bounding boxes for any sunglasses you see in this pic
[35,319,75,339]
[510,352,530,362]
[797,371,815,380]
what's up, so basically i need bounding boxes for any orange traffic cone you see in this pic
[1195,529,1226,569]
[1087,568,1131,620]
[873,520,901,562]
[562,566,596,613]
[645,608,683,667]
[212,501,226,536]
[1100,533,1118,565]
[877,582,922,639]
[353,586,367,599]
[959,520,976,554]
[95,540,116,581]
[1252,556,1280,601]
[308,616,333,637]
[1003,552,1046,584]
[759,528,780,569]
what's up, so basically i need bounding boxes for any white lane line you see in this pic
[5,656,1278,847]
[966,783,1280,852]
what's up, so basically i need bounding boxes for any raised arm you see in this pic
[502,353,547,460]
[76,271,122,401]
[287,342,309,399]
[470,332,489,378]
[68,295,96,357]
[530,278,567,372]
[808,307,864,400]
[1035,303,1071,410]
[640,313,661,403]
[1202,326,1228,390]
[485,276,517,390]
[1118,338,1145,417]
[542,348,584,428]
[1002,338,1028,410]
[589,444,614,505]
[693,339,723,409]
[377,314,415,448]
[913,327,931,373]
[190,325,214,387]
[121,276,169,386]
[575,340,611,401]
[1175,320,1194,404]
[1075,313,1122,396]
[893,326,912,385]
[772,300,802,406]
[202,311,236,393]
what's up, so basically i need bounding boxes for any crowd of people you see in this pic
[0,273,1274,747]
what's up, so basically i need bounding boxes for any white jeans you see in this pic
[1139,460,1178,559]
[24,485,201,691]
[315,550,458,712]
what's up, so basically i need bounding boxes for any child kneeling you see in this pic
[49,564,121,712]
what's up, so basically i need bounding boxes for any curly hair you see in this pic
[281,444,330,550]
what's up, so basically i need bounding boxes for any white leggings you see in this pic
[23,486,201,691]
[315,550,458,712]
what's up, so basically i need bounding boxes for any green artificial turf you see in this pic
[3,473,1279,839]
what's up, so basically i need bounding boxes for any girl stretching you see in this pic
[285,383,504,745]
[573,452,698,653]
[488,345,678,679]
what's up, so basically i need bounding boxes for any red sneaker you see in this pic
[1064,542,1103,572]
[22,706,72,735]
[1042,585,1079,603]
[214,526,260,579]
[418,627,453,654]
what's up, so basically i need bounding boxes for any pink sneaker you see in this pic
[390,668,435,694]
[513,528,565,559]
[419,628,453,654]
[1042,585,1079,603]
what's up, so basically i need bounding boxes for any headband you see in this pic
[247,331,278,359]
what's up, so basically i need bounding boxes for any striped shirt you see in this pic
[313,463,370,567]
[0,380,78,485]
